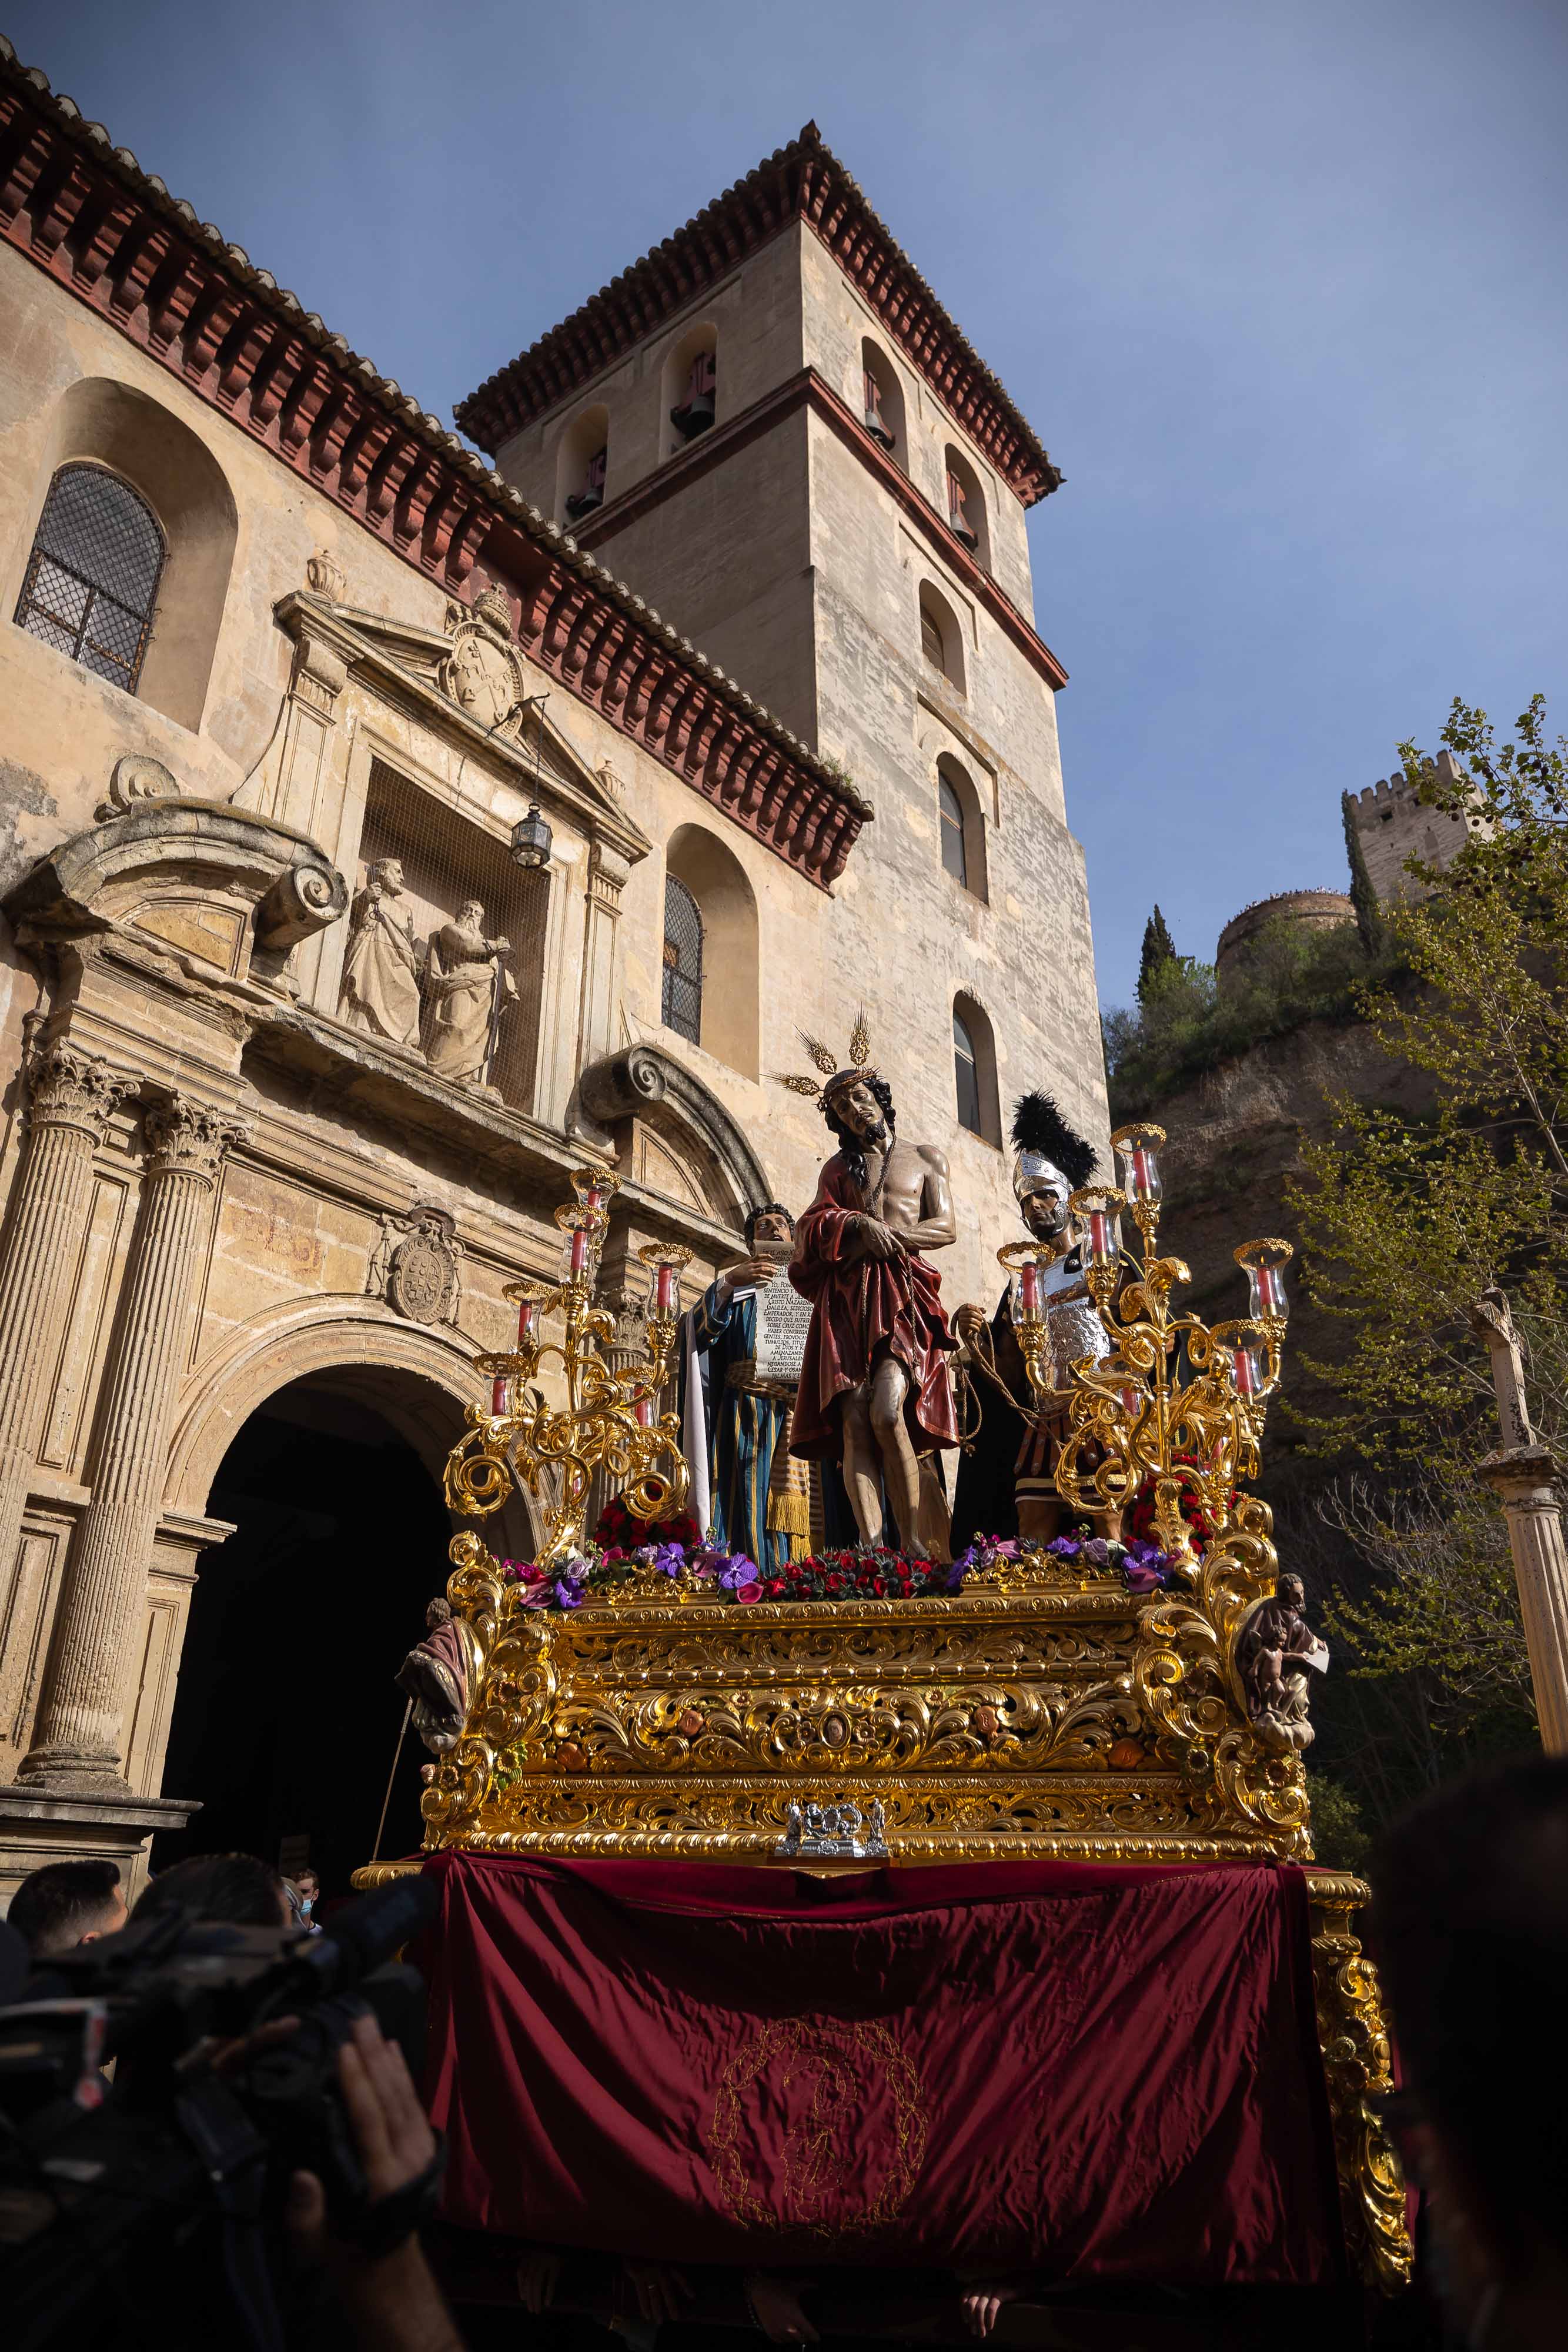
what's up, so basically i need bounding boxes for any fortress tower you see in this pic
[1343,748,1479,904]
[457,125,1102,1182]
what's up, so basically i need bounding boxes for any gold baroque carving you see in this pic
[1310,1923,1414,2291]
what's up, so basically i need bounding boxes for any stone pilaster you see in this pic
[18,1095,249,1793]
[578,841,633,1070]
[1477,1442,1568,1755]
[0,1042,135,1584]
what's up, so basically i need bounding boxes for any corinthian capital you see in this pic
[143,1094,252,1181]
[26,1040,137,1140]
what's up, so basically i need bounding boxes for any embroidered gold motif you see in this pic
[708,2017,927,2239]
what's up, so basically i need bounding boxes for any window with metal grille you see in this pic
[661,875,703,1044]
[354,760,551,1114]
[15,463,165,694]
[939,774,968,887]
[954,1008,982,1136]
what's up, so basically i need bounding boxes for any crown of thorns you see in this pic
[774,1013,878,1102]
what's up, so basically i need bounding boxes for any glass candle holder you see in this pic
[1231,1343,1263,1399]
[1011,1258,1043,1321]
[1111,1121,1166,1207]
[1068,1187,1126,1271]
[633,1391,654,1429]
[492,1374,513,1416]
[1235,1238,1293,1323]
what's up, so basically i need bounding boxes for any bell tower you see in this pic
[458,121,1104,1184]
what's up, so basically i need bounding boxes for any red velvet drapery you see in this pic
[420,1852,1345,2286]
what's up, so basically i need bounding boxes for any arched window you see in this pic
[661,873,703,1044]
[557,403,609,522]
[952,993,1001,1144]
[943,446,990,571]
[661,825,760,1076]
[16,461,165,694]
[918,582,965,694]
[860,338,905,466]
[663,323,718,456]
[953,1008,981,1135]
[939,773,968,887]
[936,756,988,901]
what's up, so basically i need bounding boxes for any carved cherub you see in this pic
[1235,1573,1329,1754]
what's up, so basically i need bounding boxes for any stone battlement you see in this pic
[1345,749,1475,904]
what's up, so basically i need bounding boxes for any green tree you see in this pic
[1136,905,1178,1006]
[1288,694,1568,1762]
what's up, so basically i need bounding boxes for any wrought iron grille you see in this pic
[15,463,165,694]
[661,875,703,1044]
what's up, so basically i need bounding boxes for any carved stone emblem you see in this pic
[439,590,530,738]
[369,1202,463,1325]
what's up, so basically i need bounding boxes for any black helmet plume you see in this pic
[1011,1093,1097,1188]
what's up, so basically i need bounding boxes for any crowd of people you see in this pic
[4,1756,1567,2348]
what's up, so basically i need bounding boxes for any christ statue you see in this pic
[788,1065,958,1559]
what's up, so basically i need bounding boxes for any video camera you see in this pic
[0,1872,439,2352]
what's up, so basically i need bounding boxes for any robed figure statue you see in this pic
[339,857,423,1048]
[686,1204,810,1571]
[422,900,514,1087]
[788,1064,958,1559]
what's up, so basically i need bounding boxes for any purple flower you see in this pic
[1124,1562,1168,1593]
[1083,1537,1111,1567]
[941,1558,968,1593]
[718,1556,760,1592]
[1046,1535,1082,1559]
[552,1574,586,1611]
[651,1543,686,1577]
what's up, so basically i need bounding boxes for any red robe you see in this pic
[787,1153,959,1459]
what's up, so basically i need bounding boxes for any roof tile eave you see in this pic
[0,38,873,880]
[453,123,1062,508]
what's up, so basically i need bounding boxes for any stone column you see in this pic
[577,841,633,1071]
[0,1041,135,1581]
[1470,1288,1568,1754]
[18,1095,248,1793]
[1477,1444,1568,1755]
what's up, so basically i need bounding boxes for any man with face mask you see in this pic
[951,1093,1108,1550]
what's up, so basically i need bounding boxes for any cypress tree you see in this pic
[1137,906,1179,1006]
[1342,792,1385,955]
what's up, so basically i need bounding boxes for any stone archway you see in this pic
[154,1309,536,1893]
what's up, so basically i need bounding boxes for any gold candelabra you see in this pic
[1005,1122,1292,1570]
[443,1167,692,1563]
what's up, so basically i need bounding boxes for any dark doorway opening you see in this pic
[155,1378,452,1899]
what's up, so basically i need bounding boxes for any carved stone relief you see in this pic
[367,1202,464,1327]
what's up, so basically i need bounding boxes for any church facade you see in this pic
[0,46,1105,1899]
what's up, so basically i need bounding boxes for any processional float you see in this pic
[366,1135,1410,2294]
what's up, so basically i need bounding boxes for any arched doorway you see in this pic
[155,1371,463,1896]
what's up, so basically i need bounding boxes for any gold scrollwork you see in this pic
[1310,1925,1414,2291]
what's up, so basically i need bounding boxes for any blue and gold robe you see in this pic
[691,1279,803,1572]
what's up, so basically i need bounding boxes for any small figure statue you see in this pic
[788,1056,958,1559]
[422,899,515,1087]
[339,857,424,1048]
[952,1093,1112,1548]
[1235,1573,1330,1753]
[395,1595,483,1757]
[684,1204,810,1569]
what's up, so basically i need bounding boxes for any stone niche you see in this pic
[346,759,550,1114]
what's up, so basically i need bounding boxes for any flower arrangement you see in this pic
[496,1528,1176,1611]
[1125,1459,1237,1560]
[592,1495,702,1553]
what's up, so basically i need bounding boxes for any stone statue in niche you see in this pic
[422,900,516,1087]
[338,857,424,1049]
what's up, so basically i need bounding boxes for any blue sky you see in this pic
[11,0,1564,1010]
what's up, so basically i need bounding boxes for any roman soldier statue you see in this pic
[785,1030,959,1559]
[952,1093,1112,1549]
